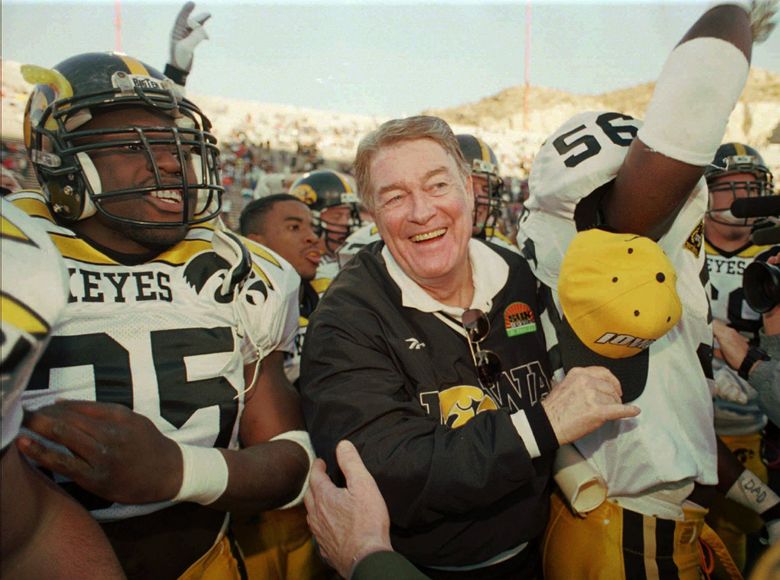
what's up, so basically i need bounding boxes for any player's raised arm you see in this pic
[603,2,774,239]
[165,1,211,88]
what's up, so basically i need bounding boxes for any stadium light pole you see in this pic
[523,0,531,132]
[115,0,122,52]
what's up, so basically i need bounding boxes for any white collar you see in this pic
[381,239,509,318]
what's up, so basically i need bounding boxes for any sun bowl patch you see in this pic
[504,302,537,337]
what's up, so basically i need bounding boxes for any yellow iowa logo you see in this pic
[291,184,318,206]
[439,385,497,429]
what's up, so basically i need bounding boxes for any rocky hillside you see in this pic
[3,58,779,177]
[425,68,780,151]
[425,68,780,178]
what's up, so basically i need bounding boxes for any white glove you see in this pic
[748,0,778,42]
[711,366,752,404]
[167,1,211,83]
[727,0,778,42]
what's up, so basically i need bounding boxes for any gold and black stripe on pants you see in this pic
[543,489,742,580]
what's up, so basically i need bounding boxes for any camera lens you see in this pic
[743,261,780,313]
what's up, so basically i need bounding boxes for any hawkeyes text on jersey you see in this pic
[10,190,299,521]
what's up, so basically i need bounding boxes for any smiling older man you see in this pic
[299,115,638,578]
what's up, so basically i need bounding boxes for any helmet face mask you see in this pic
[315,204,363,254]
[706,176,767,227]
[289,169,363,254]
[455,134,505,237]
[23,52,223,227]
[705,143,774,229]
[471,166,505,234]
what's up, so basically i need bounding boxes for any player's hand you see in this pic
[304,440,392,578]
[745,0,778,43]
[541,366,640,445]
[169,1,211,74]
[711,366,752,404]
[713,319,750,371]
[17,400,182,504]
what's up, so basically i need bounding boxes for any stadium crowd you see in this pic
[2,2,780,580]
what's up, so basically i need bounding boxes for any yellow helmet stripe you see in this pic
[478,138,491,163]
[734,143,747,156]
[118,55,150,76]
[335,172,354,194]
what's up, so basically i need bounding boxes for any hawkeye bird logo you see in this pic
[438,385,498,429]
[183,252,268,304]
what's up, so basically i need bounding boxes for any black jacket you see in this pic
[300,241,557,568]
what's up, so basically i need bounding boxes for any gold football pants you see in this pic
[543,490,739,579]
[232,505,330,579]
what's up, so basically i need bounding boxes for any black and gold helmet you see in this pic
[456,134,505,237]
[704,143,774,227]
[23,52,222,226]
[289,169,363,253]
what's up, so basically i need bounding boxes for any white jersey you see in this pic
[706,240,772,435]
[1,199,69,450]
[12,190,299,521]
[313,257,340,295]
[336,222,381,269]
[517,111,717,511]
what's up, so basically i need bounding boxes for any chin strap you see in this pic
[212,221,263,398]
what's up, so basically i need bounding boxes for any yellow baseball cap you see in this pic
[554,229,682,401]
[559,229,681,359]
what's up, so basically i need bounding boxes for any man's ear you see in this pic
[246,232,267,246]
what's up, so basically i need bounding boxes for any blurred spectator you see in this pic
[1,166,22,195]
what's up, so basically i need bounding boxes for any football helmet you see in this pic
[704,142,774,227]
[289,169,363,253]
[456,134,505,237]
[22,52,222,226]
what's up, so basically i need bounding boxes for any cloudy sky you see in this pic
[4,1,779,117]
